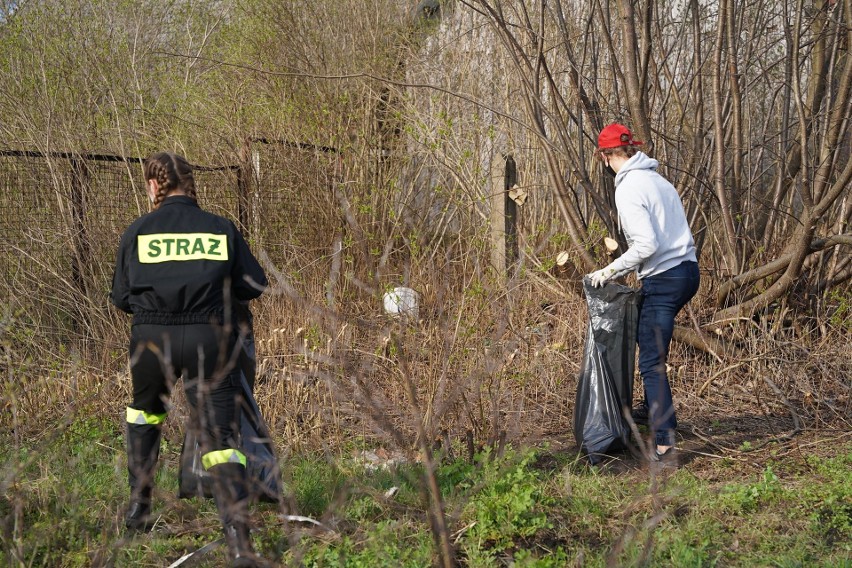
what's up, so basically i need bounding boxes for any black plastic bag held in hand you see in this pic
[573,277,640,462]
[179,330,282,503]
[178,375,282,503]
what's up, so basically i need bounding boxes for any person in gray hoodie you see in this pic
[587,123,700,461]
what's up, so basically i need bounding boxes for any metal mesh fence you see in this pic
[251,141,340,278]
[0,144,340,346]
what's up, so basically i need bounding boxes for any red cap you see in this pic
[597,123,643,149]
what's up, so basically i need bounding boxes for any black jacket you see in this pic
[110,196,267,325]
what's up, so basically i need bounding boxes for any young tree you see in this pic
[453,0,850,332]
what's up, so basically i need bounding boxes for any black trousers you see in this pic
[128,323,242,453]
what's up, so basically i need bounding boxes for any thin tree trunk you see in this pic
[711,0,740,272]
[726,0,743,266]
[616,0,653,148]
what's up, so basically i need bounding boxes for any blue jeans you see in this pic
[638,261,699,446]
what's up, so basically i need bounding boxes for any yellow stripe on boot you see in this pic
[202,448,247,470]
[126,407,167,425]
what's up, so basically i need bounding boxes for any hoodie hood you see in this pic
[614,151,658,187]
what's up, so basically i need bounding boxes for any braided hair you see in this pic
[143,152,197,208]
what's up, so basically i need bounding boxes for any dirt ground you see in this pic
[535,409,850,480]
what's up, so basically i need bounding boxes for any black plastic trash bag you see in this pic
[573,277,640,462]
[178,377,282,503]
[179,328,282,503]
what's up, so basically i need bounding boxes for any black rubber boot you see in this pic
[125,423,161,531]
[211,462,262,567]
[225,523,260,568]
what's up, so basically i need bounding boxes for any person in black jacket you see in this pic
[110,152,267,567]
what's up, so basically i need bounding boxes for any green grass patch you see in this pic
[1,419,850,566]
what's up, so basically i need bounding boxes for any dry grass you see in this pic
[3,259,848,461]
[1,250,850,567]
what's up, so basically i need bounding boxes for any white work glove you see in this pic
[587,267,616,288]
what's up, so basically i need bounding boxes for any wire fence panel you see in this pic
[252,142,340,292]
[0,145,339,349]
[0,155,78,344]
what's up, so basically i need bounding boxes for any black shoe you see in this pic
[631,406,649,426]
[231,557,261,568]
[224,523,262,567]
[650,446,678,466]
[124,500,151,531]
[213,462,263,567]
[651,446,672,460]
[231,558,262,568]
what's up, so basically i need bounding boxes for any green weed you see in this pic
[721,465,782,513]
[288,456,346,517]
[460,448,553,553]
[298,520,433,568]
[2,417,851,567]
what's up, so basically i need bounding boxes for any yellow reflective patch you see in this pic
[126,407,167,425]
[201,448,247,470]
[137,233,229,263]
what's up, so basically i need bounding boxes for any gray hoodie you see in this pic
[603,151,697,280]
